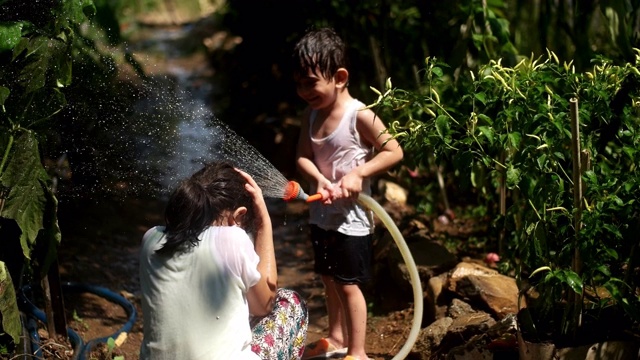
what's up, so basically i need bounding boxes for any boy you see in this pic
[293,27,403,360]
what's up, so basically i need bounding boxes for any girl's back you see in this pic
[139,226,260,360]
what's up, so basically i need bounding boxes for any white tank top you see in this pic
[308,99,374,236]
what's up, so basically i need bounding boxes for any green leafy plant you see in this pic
[0,0,96,347]
[371,50,640,346]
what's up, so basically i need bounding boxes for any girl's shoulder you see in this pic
[142,226,165,242]
[202,225,251,244]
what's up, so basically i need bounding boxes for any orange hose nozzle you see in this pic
[283,180,309,201]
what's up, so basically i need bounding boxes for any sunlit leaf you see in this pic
[536,154,547,169]
[477,113,493,125]
[0,22,23,51]
[435,114,449,140]
[477,126,494,145]
[564,271,583,294]
[0,86,9,106]
[506,164,521,188]
[52,51,73,87]
[60,0,95,23]
[604,281,621,299]
[0,262,21,343]
[594,265,611,276]
[0,132,49,259]
[508,132,522,148]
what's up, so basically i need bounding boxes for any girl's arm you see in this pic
[236,169,277,317]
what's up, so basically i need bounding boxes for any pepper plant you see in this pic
[370,51,640,345]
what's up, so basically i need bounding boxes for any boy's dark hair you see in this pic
[292,27,348,80]
[157,161,256,255]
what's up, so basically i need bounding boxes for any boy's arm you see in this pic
[295,108,336,202]
[340,108,403,198]
[295,108,319,182]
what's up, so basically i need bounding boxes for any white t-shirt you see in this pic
[139,225,261,360]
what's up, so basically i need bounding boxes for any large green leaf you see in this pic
[17,36,62,93]
[562,270,584,295]
[0,132,49,259]
[506,163,521,188]
[477,126,495,145]
[0,261,21,344]
[0,22,23,52]
[60,0,96,24]
[0,86,9,106]
[435,114,450,141]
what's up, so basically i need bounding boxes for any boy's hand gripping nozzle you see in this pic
[283,180,334,203]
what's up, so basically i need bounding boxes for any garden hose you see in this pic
[357,194,423,360]
[19,282,137,360]
[288,181,424,359]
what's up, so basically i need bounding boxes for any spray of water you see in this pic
[47,24,295,203]
[210,120,290,199]
[121,73,291,200]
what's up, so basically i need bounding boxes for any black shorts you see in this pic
[309,225,373,284]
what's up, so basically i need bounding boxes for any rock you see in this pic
[414,307,518,359]
[379,179,408,205]
[446,345,493,360]
[414,306,497,359]
[447,298,476,319]
[447,262,519,319]
[414,317,454,359]
[446,312,496,339]
[425,273,450,324]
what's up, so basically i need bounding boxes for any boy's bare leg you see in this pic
[323,275,347,348]
[338,283,369,359]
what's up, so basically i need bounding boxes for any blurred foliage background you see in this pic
[6,0,636,188]
[84,0,640,128]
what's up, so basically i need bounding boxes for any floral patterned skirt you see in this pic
[250,288,308,360]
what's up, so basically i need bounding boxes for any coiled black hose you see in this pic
[19,282,137,360]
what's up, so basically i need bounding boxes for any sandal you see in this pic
[302,338,348,359]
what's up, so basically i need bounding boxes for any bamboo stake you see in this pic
[569,98,583,276]
[499,151,506,254]
[569,97,583,338]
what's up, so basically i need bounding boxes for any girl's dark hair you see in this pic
[292,27,348,80]
[156,161,255,255]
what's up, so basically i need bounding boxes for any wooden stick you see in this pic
[569,97,583,337]
[569,98,583,276]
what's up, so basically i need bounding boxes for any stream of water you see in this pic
[119,25,291,199]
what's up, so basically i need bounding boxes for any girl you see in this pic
[139,161,308,360]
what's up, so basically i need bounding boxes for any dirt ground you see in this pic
[40,192,418,360]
